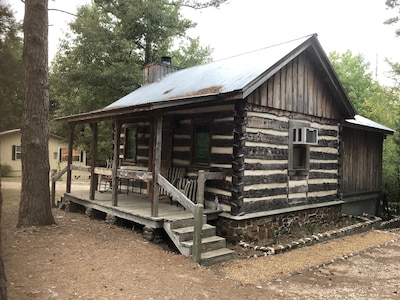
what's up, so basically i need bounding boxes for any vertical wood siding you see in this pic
[341,127,383,195]
[246,51,341,119]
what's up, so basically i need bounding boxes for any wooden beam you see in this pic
[112,121,121,206]
[66,124,75,193]
[196,170,226,206]
[157,174,195,212]
[152,113,163,217]
[192,204,204,264]
[89,123,98,200]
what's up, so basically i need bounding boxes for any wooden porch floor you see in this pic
[62,189,219,229]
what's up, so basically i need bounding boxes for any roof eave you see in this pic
[55,92,243,124]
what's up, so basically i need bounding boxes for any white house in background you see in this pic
[0,129,87,178]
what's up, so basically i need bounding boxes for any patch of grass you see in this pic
[1,177,21,183]
[1,189,20,208]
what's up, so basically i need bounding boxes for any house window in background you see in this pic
[12,145,22,160]
[59,148,82,162]
[193,123,211,166]
[124,126,137,162]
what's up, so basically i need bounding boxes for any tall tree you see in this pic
[0,158,6,300]
[0,3,23,131]
[50,0,222,160]
[329,50,380,114]
[385,0,400,83]
[385,0,400,37]
[18,0,55,226]
[329,49,400,200]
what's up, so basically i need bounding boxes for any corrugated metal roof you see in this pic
[345,115,394,134]
[0,129,20,136]
[0,128,65,139]
[106,35,313,110]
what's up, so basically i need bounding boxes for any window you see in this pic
[12,145,22,160]
[289,122,317,175]
[292,127,318,145]
[193,123,211,166]
[59,148,82,162]
[124,126,137,162]
[292,144,308,169]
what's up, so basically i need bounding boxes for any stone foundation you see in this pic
[218,205,342,244]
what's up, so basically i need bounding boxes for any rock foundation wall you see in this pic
[218,205,342,244]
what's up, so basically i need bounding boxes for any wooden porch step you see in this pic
[180,236,227,256]
[166,215,207,230]
[163,217,235,266]
[172,224,216,242]
[200,248,236,266]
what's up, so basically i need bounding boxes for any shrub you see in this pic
[0,164,12,177]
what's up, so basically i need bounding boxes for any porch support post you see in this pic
[89,122,98,200]
[112,121,121,206]
[152,112,163,217]
[66,123,75,193]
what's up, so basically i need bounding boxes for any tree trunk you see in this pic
[18,0,55,226]
[0,173,7,300]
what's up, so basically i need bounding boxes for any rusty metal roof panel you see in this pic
[106,36,312,110]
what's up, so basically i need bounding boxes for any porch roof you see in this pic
[57,34,355,124]
[344,115,394,135]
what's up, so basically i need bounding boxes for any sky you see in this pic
[7,0,400,85]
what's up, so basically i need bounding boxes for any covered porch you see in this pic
[61,188,220,230]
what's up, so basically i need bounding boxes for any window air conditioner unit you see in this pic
[292,127,318,145]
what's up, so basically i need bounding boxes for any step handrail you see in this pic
[157,173,203,263]
[50,165,69,208]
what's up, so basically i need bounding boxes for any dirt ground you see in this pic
[2,181,400,299]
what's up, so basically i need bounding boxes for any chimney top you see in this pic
[161,56,172,65]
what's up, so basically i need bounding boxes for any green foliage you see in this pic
[0,164,12,177]
[329,50,379,114]
[329,50,400,201]
[385,0,400,36]
[50,0,219,161]
[0,4,23,132]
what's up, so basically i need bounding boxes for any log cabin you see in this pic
[56,34,393,261]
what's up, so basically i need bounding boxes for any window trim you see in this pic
[12,145,22,160]
[288,121,315,177]
[59,148,82,162]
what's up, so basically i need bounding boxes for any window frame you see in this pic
[59,148,82,162]
[288,121,314,177]
[12,145,22,160]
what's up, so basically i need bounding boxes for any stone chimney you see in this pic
[143,56,180,85]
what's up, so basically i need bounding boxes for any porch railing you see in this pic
[51,165,69,208]
[157,173,204,264]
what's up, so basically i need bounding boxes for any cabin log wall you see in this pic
[241,107,339,213]
[170,105,235,204]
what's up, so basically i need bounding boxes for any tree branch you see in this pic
[48,8,77,17]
